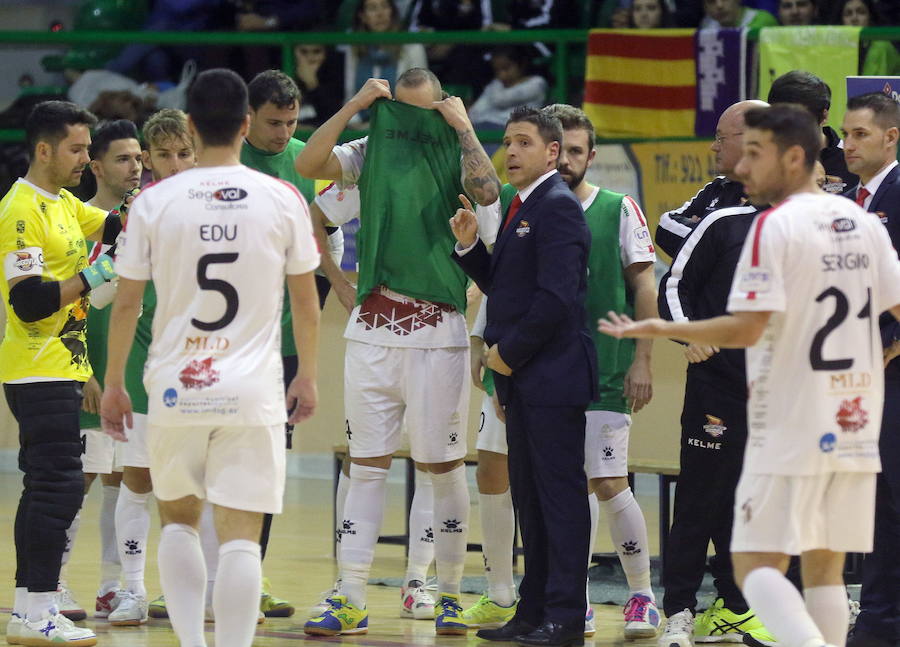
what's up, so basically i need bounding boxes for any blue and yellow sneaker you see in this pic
[435,593,468,635]
[461,594,517,629]
[303,595,368,636]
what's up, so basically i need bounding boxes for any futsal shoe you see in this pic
[659,609,694,647]
[400,580,436,620]
[695,599,775,645]
[18,612,96,647]
[108,592,148,626]
[461,595,517,629]
[624,594,661,639]
[94,589,126,619]
[304,595,368,636]
[584,607,595,637]
[307,580,340,620]
[147,595,167,619]
[54,588,86,622]
[435,593,468,635]
[260,577,295,617]
[6,613,24,645]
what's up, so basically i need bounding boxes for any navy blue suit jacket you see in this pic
[844,164,900,378]
[453,173,598,407]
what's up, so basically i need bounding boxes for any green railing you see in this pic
[0,26,897,145]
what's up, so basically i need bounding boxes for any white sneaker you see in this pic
[108,592,148,626]
[19,612,96,647]
[308,581,340,620]
[400,580,436,620]
[624,594,662,640]
[659,609,694,647]
[94,589,126,619]
[54,588,86,622]
[6,613,24,645]
[585,607,596,637]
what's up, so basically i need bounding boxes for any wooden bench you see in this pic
[332,445,680,571]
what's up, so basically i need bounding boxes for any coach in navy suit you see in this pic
[450,107,596,647]
[842,92,900,647]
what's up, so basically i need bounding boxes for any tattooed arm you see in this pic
[433,96,501,206]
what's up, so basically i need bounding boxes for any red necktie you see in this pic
[856,187,870,208]
[503,194,523,231]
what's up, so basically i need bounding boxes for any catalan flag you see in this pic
[583,29,697,138]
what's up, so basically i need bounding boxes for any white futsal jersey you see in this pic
[116,165,320,426]
[728,192,900,476]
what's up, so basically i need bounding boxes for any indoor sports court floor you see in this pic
[0,470,664,647]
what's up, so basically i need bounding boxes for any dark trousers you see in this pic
[505,387,590,629]
[5,381,85,592]
[259,274,333,558]
[663,371,748,616]
[856,379,900,642]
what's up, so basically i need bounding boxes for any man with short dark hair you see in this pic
[841,91,900,647]
[778,0,817,25]
[600,103,900,647]
[767,70,859,192]
[297,69,500,636]
[101,68,321,647]
[452,106,596,647]
[0,100,125,647]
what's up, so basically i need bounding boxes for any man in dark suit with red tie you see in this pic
[450,107,596,647]
[841,91,900,647]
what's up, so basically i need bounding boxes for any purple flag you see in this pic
[695,28,746,137]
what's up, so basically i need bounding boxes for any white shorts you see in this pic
[80,428,118,474]
[148,423,286,514]
[584,411,631,480]
[115,412,150,469]
[344,341,469,463]
[731,472,876,555]
[475,392,507,454]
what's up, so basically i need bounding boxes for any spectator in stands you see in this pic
[409,0,493,89]
[468,46,547,132]
[342,0,427,127]
[485,0,581,30]
[235,0,327,30]
[629,0,675,27]
[832,0,900,75]
[778,0,818,24]
[700,0,778,28]
[294,43,345,128]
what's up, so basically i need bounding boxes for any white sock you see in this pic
[480,489,516,607]
[335,469,350,545]
[26,592,56,622]
[158,524,207,647]
[213,540,261,647]
[587,492,599,610]
[99,485,120,594]
[742,567,824,647]
[60,494,87,580]
[339,463,389,608]
[14,587,27,617]
[600,488,654,600]
[200,503,219,608]
[805,586,849,647]
[431,465,469,596]
[405,469,434,585]
[116,483,151,598]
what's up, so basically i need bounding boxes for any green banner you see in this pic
[758,26,862,131]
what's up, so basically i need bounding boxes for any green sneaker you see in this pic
[435,593,468,635]
[147,595,168,619]
[304,595,368,636]
[694,598,776,645]
[461,594,517,629]
[260,577,295,617]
